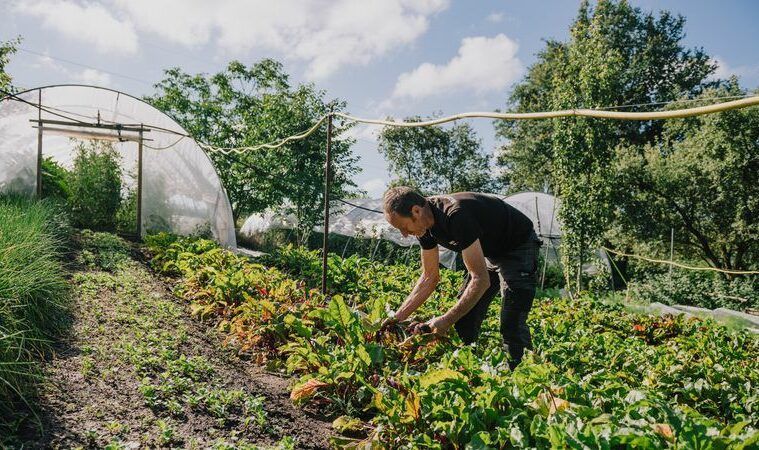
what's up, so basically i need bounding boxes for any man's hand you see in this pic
[408,316,452,337]
[379,316,399,333]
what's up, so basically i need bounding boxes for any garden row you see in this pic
[145,234,758,449]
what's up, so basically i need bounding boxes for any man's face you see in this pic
[385,206,428,238]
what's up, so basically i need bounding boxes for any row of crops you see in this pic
[144,233,758,449]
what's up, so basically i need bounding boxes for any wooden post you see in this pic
[136,125,144,240]
[36,89,42,197]
[320,114,334,295]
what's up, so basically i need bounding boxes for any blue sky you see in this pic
[2,0,758,197]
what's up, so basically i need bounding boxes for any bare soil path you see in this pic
[13,236,332,449]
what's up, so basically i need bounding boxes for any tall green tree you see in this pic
[378,117,495,195]
[146,60,360,240]
[496,0,718,288]
[494,40,565,193]
[496,1,716,194]
[0,37,19,94]
[614,85,759,273]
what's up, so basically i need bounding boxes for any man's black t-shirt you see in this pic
[418,192,534,257]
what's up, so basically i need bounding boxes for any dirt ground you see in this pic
[12,242,332,449]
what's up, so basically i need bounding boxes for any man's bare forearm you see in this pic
[395,274,438,321]
[440,276,490,326]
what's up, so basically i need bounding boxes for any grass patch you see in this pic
[0,194,71,434]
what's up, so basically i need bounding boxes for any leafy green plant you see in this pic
[115,189,137,235]
[67,140,122,231]
[77,230,132,272]
[146,236,759,448]
[40,156,70,200]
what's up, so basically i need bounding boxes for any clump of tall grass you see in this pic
[0,194,71,432]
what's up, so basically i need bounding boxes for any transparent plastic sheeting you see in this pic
[0,85,236,248]
[240,193,561,269]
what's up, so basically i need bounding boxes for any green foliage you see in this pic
[147,236,758,447]
[628,270,758,311]
[77,229,132,272]
[67,140,123,231]
[0,195,71,434]
[0,37,19,93]
[537,253,565,290]
[146,59,360,239]
[496,0,716,194]
[613,85,759,273]
[495,0,721,290]
[378,116,495,194]
[40,156,70,200]
[494,40,565,193]
[115,189,137,235]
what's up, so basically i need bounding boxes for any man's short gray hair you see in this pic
[383,186,426,217]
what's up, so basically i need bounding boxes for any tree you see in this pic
[0,37,20,94]
[495,0,718,289]
[378,117,495,195]
[146,60,360,240]
[614,85,759,273]
[494,40,566,193]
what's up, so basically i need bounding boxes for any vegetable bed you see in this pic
[145,234,758,449]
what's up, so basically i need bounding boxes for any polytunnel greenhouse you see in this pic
[0,85,236,248]
[240,192,562,269]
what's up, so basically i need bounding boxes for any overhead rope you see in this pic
[336,198,384,214]
[332,95,759,126]
[3,88,758,155]
[601,246,759,275]
[204,94,759,154]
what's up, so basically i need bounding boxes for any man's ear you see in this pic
[411,204,421,218]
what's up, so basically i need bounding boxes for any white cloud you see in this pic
[486,12,504,23]
[74,68,112,86]
[13,0,138,54]
[712,56,759,81]
[713,57,732,80]
[391,34,523,99]
[29,54,112,87]
[30,54,66,71]
[360,177,387,198]
[342,124,380,144]
[111,0,449,79]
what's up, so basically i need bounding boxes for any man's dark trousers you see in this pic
[453,230,541,369]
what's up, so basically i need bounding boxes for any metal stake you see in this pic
[136,125,144,240]
[320,114,334,294]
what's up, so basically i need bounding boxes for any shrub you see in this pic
[115,189,137,235]
[67,140,122,230]
[627,269,758,311]
[40,156,70,200]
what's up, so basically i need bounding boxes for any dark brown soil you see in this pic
[11,245,332,449]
